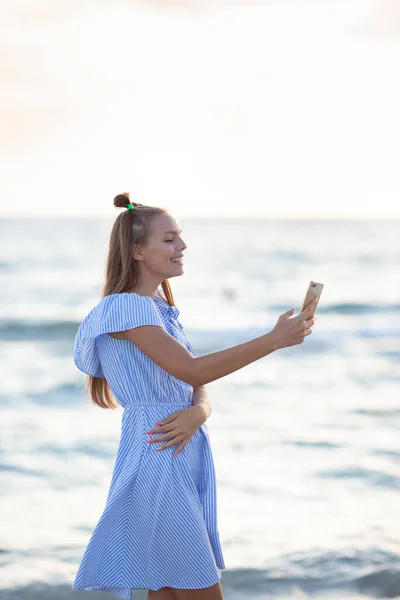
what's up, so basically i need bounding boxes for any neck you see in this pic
[127,284,160,300]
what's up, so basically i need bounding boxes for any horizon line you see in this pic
[1,214,399,221]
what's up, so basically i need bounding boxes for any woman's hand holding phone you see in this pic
[271,298,318,350]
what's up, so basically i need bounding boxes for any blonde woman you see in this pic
[72,193,317,600]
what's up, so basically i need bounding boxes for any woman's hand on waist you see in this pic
[146,405,207,458]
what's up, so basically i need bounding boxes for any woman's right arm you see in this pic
[109,299,318,387]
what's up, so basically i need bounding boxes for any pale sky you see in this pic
[0,0,399,218]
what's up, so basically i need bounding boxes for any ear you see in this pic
[131,243,144,261]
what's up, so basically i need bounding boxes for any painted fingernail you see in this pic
[155,421,162,425]
[146,431,151,434]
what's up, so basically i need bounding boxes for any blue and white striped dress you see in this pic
[72,289,225,598]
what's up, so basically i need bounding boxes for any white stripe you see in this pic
[72,292,225,598]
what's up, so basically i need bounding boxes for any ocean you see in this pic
[1,217,399,599]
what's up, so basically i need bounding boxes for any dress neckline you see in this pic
[102,290,179,316]
[154,293,180,317]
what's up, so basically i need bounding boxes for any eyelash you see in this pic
[165,239,174,243]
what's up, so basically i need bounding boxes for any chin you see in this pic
[169,268,184,278]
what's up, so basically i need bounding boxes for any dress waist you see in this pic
[123,402,192,410]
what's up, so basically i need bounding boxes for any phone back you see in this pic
[301,281,324,314]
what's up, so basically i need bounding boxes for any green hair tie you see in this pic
[126,203,134,211]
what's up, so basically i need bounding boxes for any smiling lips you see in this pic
[171,255,183,264]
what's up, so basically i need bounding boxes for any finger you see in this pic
[156,437,185,451]
[297,327,313,343]
[146,424,174,434]
[173,439,188,458]
[306,298,318,311]
[302,298,318,316]
[148,431,179,443]
[155,413,178,425]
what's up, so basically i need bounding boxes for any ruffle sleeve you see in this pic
[74,293,163,377]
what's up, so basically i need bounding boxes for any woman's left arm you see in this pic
[146,386,211,457]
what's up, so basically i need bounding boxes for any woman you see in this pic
[72,193,317,600]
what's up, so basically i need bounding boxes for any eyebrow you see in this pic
[164,229,182,235]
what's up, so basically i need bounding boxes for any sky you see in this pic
[0,0,399,219]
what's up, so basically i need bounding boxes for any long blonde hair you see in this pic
[86,192,176,409]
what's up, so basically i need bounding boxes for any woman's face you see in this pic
[134,212,187,280]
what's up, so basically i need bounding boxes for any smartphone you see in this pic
[301,281,324,315]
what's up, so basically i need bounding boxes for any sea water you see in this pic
[1,217,399,599]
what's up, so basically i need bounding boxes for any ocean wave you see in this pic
[282,440,342,449]
[354,408,400,418]
[309,302,400,314]
[317,466,400,489]
[0,383,84,409]
[2,549,400,599]
[0,321,80,340]
[1,296,399,344]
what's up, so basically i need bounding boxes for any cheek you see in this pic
[145,249,169,268]
[157,245,174,263]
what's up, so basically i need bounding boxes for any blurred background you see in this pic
[1,1,399,599]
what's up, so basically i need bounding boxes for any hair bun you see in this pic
[113,192,130,209]
[113,193,142,209]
